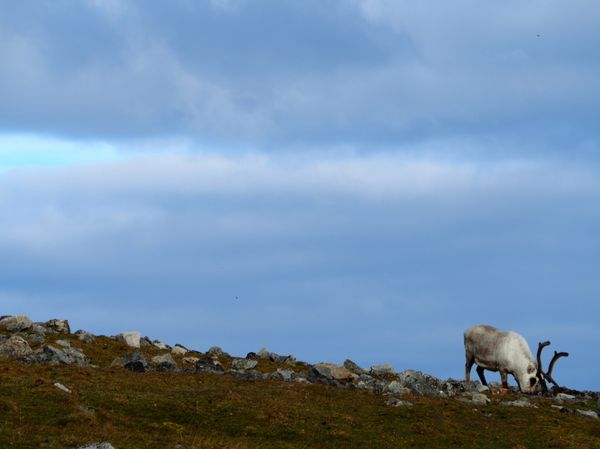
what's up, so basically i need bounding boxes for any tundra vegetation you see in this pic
[0,315,599,449]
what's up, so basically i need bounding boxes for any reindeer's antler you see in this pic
[536,341,569,394]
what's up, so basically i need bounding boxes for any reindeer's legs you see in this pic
[476,366,488,386]
[465,355,475,382]
[500,370,509,389]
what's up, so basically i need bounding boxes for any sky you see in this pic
[1,0,599,390]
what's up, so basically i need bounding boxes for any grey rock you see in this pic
[386,397,413,407]
[207,346,229,358]
[152,339,170,350]
[75,443,116,449]
[26,333,46,345]
[195,358,224,374]
[469,393,491,406]
[44,319,71,334]
[576,409,599,419]
[117,332,142,349]
[501,398,537,408]
[32,345,89,367]
[356,374,387,394]
[0,315,33,333]
[370,364,396,377]
[54,382,71,394]
[140,336,153,348]
[597,398,600,414]
[182,356,200,366]
[75,331,96,344]
[396,370,445,397]
[55,339,71,347]
[31,323,48,334]
[231,358,258,370]
[343,359,366,375]
[171,344,188,356]
[0,335,33,358]
[312,363,358,382]
[151,353,177,372]
[257,347,271,359]
[228,369,265,381]
[272,368,294,381]
[123,352,149,372]
[385,380,410,396]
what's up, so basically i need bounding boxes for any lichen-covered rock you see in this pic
[152,340,170,350]
[171,344,188,356]
[231,358,258,370]
[355,374,387,394]
[386,397,413,407]
[207,346,229,358]
[370,364,396,377]
[385,380,410,396]
[75,330,95,344]
[0,335,33,358]
[0,316,33,333]
[343,359,366,375]
[117,332,142,349]
[112,352,148,372]
[228,369,266,381]
[44,319,71,334]
[195,358,224,374]
[396,370,445,397]
[32,345,89,367]
[311,363,358,383]
[150,353,177,372]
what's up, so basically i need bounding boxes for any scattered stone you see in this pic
[231,358,258,370]
[370,364,395,377]
[0,335,33,358]
[576,409,599,419]
[343,359,366,375]
[26,333,46,346]
[468,393,491,406]
[195,358,224,374]
[75,331,95,344]
[207,346,229,358]
[152,340,170,350]
[396,370,445,397]
[55,339,71,348]
[355,374,387,394]
[385,380,410,396]
[75,443,116,449]
[228,369,265,381]
[151,353,177,372]
[139,336,153,348]
[112,352,148,372]
[171,344,188,356]
[554,392,577,404]
[54,382,71,394]
[78,405,96,415]
[257,347,271,359]
[386,397,413,407]
[33,345,89,367]
[0,315,33,333]
[117,332,142,349]
[501,398,537,408]
[182,356,200,366]
[44,319,71,334]
[312,363,358,382]
[272,368,294,381]
[31,323,48,334]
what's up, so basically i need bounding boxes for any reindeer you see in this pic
[464,324,568,394]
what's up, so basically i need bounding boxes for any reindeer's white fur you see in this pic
[464,324,539,393]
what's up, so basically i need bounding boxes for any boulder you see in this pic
[469,393,491,406]
[370,364,396,377]
[355,374,387,394]
[0,316,33,333]
[75,330,95,344]
[182,356,200,366]
[576,409,599,419]
[26,333,46,346]
[272,368,294,381]
[152,340,170,350]
[171,344,188,356]
[195,358,224,374]
[44,319,71,334]
[228,369,266,381]
[54,383,71,394]
[207,346,229,358]
[312,363,358,382]
[150,353,177,372]
[139,336,154,348]
[257,347,271,359]
[0,335,33,358]
[396,370,445,397]
[501,398,537,408]
[112,352,148,372]
[386,397,413,407]
[231,358,258,370]
[31,323,48,334]
[343,359,366,375]
[385,380,410,396]
[117,332,142,349]
[32,345,89,367]
[55,339,71,347]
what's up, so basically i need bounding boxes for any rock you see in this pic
[257,347,271,359]
[55,339,71,347]
[150,353,177,372]
[386,397,413,407]
[26,333,46,345]
[171,344,188,356]
[140,336,153,348]
[311,363,358,382]
[112,352,148,372]
[117,332,142,349]
[576,409,599,419]
[370,364,396,377]
[343,359,366,375]
[246,351,258,359]
[195,358,224,374]
[597,398,600,414]
[469,393,491,406]
[152,339,170,350]
[501,398,537,408]
[272,368,294,381]
[396,370,445,397]
[228,369,265,381]
[0,315,33,333]
[231,358,258,370]
[385,380,410,396]
[75,443,116,449]
[207,346,229,358]
[31,323,48,334]
[32,345,89,367]
[75,331,95,344]
[44,319,71,334]
[54,382,71,394]
[0,335,33,358]
[355,374,387,394]
[182,356,200,366]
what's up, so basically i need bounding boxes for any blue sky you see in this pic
[1,0,599,390]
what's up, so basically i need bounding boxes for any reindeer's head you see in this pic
[515,362,541,394]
